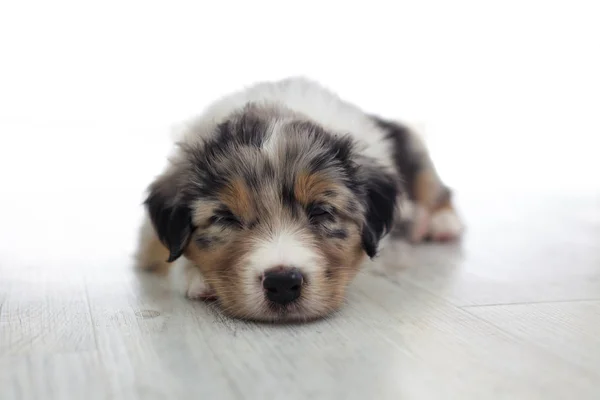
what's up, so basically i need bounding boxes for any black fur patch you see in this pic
[181,108,274,200]
[281,183,297,209]
[286,120,358,181]
[144,190,193,262]
[371,116,420,201]
[215,110,269,148]
[360,167,399,258]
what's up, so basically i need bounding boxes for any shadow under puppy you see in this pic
[135,77,463,322]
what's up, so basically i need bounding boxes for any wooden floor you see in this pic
[1,177,599,399]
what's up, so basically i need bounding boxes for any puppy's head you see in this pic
[145,105,399,321]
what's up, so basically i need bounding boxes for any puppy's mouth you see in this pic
[215,289,330,323]
[260,291,336,323]
[266,296,303,313]
[260,302,324,323]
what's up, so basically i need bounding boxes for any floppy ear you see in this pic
[360,168,399,258]
[144,176,193,263]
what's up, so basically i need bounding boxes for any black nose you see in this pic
[263,268,303,305]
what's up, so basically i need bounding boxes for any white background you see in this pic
[1,0,599,198]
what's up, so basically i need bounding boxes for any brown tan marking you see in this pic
[294,171,360,220]
[413,169,439,210]
[218,178,255,221]
[294,171,334,206]
[311,224,365,312]
[184,236,251,318]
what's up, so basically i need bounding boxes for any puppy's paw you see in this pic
[170,260,216,300]
[185,266,216,300]
[428,209,463,242]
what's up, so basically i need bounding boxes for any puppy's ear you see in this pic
[360,167,399,258]
[144,174,193,263]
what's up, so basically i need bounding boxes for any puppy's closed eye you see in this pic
[307,204,335,224]
[209,208,242,229]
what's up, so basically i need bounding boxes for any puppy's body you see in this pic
[136,77,462,321]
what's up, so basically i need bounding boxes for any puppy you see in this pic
[135,77,462,322]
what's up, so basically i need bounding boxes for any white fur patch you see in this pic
[185,268,213,299]
[246,229,320,277]
[169,259,214,299]
[261,121,280,156]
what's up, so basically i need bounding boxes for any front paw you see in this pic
[186,267,217,300]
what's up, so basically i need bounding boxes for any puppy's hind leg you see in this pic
[428,200,464,242]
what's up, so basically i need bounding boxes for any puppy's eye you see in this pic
[210,209,242,229]
[308,204,335,223]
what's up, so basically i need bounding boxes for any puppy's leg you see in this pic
[411,169,438,242]
[171,259,216,300]
[395,194,430,243]
[411,143,463,243]
[134,216,171,274]
[373,117,456,243]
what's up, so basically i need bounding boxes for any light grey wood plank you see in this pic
[0,265,96,356]
[0,352,110,400]
[465,300,600,373]
[4,264,598,400]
